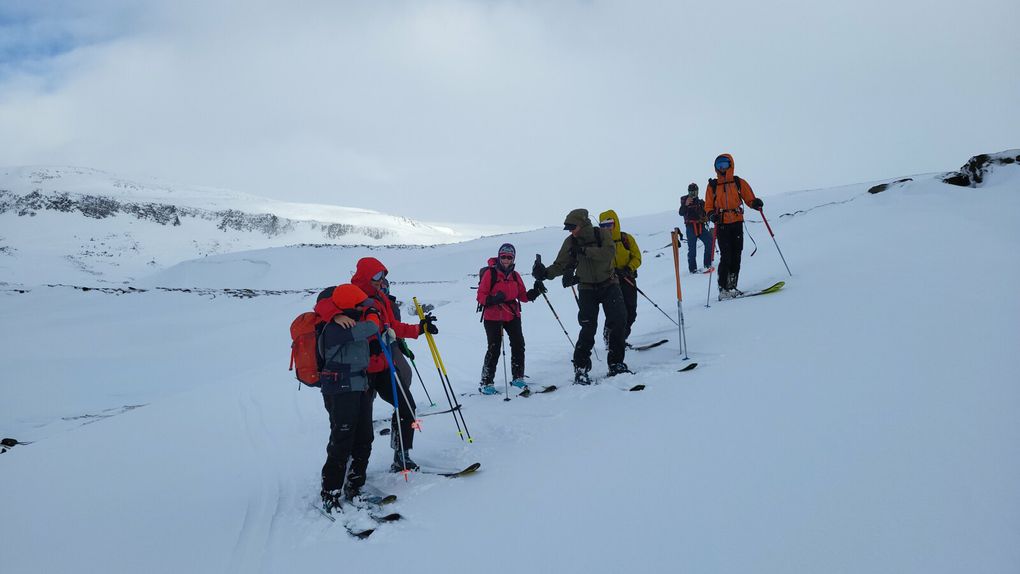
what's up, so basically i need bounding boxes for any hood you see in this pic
[351,257,388,295]
[598,209,622,241]
[564,208,593,230]
[714,153,735,179]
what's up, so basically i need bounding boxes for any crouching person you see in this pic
[313,283,383,514]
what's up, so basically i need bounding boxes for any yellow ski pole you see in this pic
[413,297,473,442]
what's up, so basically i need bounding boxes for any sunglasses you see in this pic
[599,220,615,228]
[499,254,515,260]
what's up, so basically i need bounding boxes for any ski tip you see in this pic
[628,384,646,392]
[678,362,698,372]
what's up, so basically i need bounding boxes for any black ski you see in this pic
[418,462,481,478]
[519,384,557,397]
[631,339,668,351]
[678,362,698,372]
[628,384,646,392]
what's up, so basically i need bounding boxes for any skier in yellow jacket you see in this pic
[599,210,641,346]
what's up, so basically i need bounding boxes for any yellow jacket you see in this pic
[598,209,641,275]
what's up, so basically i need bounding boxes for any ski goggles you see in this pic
[371,270,387,281]
[599,219,615,228]
[714,157,732,171]
[499,254,515,261]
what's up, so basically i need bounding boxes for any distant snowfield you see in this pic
[1,155,1019,573]
[0,166,529,286]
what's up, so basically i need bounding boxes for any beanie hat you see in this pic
[331,283,369,311]
[497,243,516,258]
[688,182,699,193]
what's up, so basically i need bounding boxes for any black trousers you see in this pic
[480,317,525,385]
[369,366,417,451]
[321,390,374,493]
[716,222,744,290]
[575,282,627,369]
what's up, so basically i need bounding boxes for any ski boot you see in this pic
[343,467,367,500]
[510,378,528,390]
[718,288,734,301]
[391,449,420,473]
[607,362,633,377]
[479,383,500,395]
[321,489,344,515]
[573,367,592,385]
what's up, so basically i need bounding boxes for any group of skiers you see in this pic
[308,153,764,514]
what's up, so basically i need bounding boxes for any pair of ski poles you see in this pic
[412,297,473,443]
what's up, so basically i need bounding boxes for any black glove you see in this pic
[398,338,415,360]
[562,273,580,288]
[368,338,382,356]
[484,291,507,306]
[525,288,541,300]
[674,227,684,242]
[617,267,633,279]
[534,280,548,295]
[708,212,718,223]
[419,313,439,335]
[532,260,547,281]
[751,198,764,210]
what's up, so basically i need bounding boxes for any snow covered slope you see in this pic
[1,152,1018,573]
[0,166,520,286]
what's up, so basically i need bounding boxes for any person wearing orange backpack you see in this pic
[475,243,546,396]
[705,153,763,299]
[351,257,438,473]
[311,283,383,514]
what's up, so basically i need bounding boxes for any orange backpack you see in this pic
[289,312,323,387]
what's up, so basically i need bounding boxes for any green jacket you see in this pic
[544,209,618,288]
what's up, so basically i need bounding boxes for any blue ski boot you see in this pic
[479,383,500,395]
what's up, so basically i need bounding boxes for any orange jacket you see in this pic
[704,153,757,225]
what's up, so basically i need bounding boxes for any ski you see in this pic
[418,462,481,478]
[678,362,698,372]
[628,384,646,392]
[721,281,785,301]
[519,384,557,397]
[631,339,668,351]
[360,483,397,506]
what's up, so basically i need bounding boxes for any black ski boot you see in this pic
[344,467,367,500]
[573,367,592,385]
[607,362,633,377]
[321,489,343,515]
[390,449,420,473]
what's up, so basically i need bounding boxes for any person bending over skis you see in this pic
[475,243,546,396]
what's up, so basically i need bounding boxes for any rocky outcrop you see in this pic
[942,151,1020,187]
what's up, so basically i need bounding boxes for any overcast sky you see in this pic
[1,1,1016,227]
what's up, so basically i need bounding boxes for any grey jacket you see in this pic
[317,320,377,395]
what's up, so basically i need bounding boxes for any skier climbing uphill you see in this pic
[532,209,629,384]
[598,209,641,347]
[705,153,763,299]
[313,283,381,513]
[475,243,547,396]
[351,257,438,473]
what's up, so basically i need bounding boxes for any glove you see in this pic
[398,338,415,360]
[751,198,764,210]
[534,280,548,295]
[484,291,507,306]
[674,227,684,242]
[525,287,541,300]
[381,327,397,346]
[532,260,548,281]
[708,212,718,224]
[368,338,382,356]
[419,312,439,335]
[616,267,633,279]
[562,273,580,288]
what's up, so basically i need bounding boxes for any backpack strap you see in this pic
[619,231,631,251]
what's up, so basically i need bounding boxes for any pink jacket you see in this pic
[476,257,531,322]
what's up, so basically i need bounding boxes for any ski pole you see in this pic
[670,229,690,360]
[413,297,473,442]
[379,335,411,480]
[534,254,574,349]
[407,356,436,407]
[743,221,758,257]
[706,221,718,308]
[501,335,510,402]
[759,209,792,276]
[622,276,679,328]
[571,285,600,362]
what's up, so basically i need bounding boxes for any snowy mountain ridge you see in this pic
[0,166,520,286]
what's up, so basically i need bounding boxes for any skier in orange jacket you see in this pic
[704,153,763,299]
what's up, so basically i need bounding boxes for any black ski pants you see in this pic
[575,281,627,370]
[369,358,417,451]
[716,222,744,290]
[603,276,638,346]
[321,390,374,493]
[480,317,525,385]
